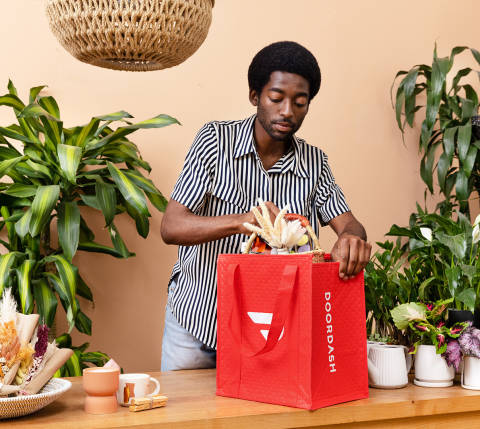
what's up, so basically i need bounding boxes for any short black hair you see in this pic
[248,41,321,100]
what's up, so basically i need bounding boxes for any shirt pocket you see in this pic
[209,180,249,214]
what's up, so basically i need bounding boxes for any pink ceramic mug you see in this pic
[83,367,120,414]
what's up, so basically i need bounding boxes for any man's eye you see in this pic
[269,98,282,103]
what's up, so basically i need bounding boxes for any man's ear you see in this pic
[249,89,259,107]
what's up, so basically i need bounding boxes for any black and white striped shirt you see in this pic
[168,115,350,349]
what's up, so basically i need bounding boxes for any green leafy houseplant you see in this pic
[392,45,480,215]
[0,81,179,375]
[391,299,467,354]
[387,209,480,311]
[365,237,427,345]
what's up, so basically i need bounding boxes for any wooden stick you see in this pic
[129,394,168,412]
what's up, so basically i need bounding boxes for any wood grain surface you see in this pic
[5,369,480,428]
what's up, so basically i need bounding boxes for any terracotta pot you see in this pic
[83,367,120,414]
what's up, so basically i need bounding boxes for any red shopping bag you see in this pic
[216,254,368,410]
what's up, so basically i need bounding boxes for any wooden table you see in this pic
[6,369,480,428]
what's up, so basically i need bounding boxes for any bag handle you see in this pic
[227,263,298,357]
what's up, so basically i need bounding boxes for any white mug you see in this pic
[462,356,480,389]
[116,373,160,406]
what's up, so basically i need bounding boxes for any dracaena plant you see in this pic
[391,299,468,354]
[392,45,480,216]
[0,81,179,375]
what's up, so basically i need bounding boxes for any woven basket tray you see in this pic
[0,378,71,419]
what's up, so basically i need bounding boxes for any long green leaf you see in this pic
[29,185,60,237]
[455,169,469,201]
[463,146,478,177]
[71,119,99,147]
[79,194,101,210]
[94,111,133,121]
[33,278,57,327]
[95,180,116,226]
[4,184,38,197]
[436,232,467,259]
[457,123,472,163]
[107,162,149,216]
[0,94,25,111]
[75,310,92,335]
[57,144,81,183]
[19,103,60,123]
[86,114,180,153]
[57,201,80,261]
[16,259,35,314]
[0,156,26,179]
[443,127,457,162]
[15,208,32,239]
[0,253,17,296]
[77,275,93,301]
[146,190,168,212]
[125,201,149,238]
[65,351,82,376]
[77,240,134,258]
[123,170,160,194]
[38,96,60,119]
[29,86,47,103]
[108,224,131,258]
[0,126,34,143]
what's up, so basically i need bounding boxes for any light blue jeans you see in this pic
[161,301,216,371]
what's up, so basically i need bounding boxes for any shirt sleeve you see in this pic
[170,123,218,213]
[314,151,350,226]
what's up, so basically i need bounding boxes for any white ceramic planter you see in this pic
[367,344,411,389]
[461,356,480,390]
[414,344,454,387]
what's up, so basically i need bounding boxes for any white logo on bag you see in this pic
[325,292,336,373]
[247,312,285,341]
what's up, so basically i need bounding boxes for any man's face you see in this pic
[250,71,310,142]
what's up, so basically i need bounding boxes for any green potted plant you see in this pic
[392,45,480,216]
[387,209,480,325]
[391,299,467,387]
[0,81,179,375]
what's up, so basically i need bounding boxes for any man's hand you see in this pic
[328,212,371,280]
[238,201,280,235]
[331,233,371,279]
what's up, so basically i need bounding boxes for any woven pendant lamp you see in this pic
[45,0,215,71]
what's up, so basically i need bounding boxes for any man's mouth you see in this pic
[273,122,294,133]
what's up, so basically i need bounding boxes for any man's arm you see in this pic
[328,211,371,280]
[161,199,279,246]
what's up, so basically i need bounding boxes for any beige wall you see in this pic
[1,0,480,371]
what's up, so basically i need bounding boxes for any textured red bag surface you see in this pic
[216,254,368,410]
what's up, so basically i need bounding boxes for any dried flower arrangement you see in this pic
[0,289,72,396]
[242,199,323,255]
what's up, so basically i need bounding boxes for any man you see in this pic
[160,41,371,371]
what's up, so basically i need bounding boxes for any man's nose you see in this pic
[280,100,293,119]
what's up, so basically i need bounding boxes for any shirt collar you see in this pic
[234,115,309,178]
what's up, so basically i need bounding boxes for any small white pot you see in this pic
[461,356,480,390]
[414,345,455,387]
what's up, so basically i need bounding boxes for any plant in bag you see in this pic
[391,299,468,354]
[0,81,179,375]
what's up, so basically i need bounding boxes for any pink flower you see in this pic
[426,303,434,311]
